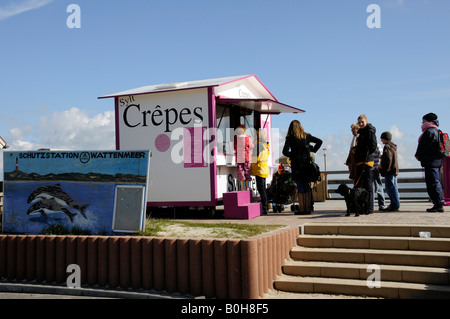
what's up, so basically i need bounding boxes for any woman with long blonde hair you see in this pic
[283,120,322,214]
[286,119,307,140]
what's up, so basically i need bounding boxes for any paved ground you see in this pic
[178,199,450,227]
[0,281,190,299]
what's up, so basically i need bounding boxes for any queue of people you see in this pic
[236,112,445,215]
[345,112,444,214]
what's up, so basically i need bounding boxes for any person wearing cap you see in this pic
[268,164,288,212]
[270,165,285,187]
[415,112,444,212]
[379,131,400,211]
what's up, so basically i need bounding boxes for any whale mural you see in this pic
[27,184,89,221]
[2,150,150,235]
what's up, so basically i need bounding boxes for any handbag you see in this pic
[305,159,321,183]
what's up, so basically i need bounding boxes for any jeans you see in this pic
[384,174,400,209]
[373,169,386,208]
[424,167,444,205]
[295,179,312,193]
[256,176,268,214]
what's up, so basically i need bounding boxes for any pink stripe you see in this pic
[208,87,218,202]
[115,98,120,150]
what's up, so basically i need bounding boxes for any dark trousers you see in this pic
[356,164,374,213]
[424,167,444,205]
[256,176,268,214]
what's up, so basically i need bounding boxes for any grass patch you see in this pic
[7,219,282,239]
[137,218,284,239]
[41,223,93,235]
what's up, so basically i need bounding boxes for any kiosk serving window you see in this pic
[216,104,259,156]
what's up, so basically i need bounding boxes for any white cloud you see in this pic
[0,107,114,180]
[0,0,53,21]
[389,125,405,141]
[9,125,33,141]
[320,133,352,171]
[6,107,115,151]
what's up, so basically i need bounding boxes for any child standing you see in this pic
[378,131,400,211]
[234,125,254,191]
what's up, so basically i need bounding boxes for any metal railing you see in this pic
[324,168,428,199]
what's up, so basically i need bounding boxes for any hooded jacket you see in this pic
[251,142,269,178]
[415,119,443,168]
[379,141,399,176]
[354,123,377,164]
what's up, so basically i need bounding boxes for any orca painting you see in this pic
[2,150,150,235]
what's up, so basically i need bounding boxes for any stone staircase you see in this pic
[274,224,450,299]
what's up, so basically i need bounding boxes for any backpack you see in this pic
[436,129,450,158]
[305,159,322,183]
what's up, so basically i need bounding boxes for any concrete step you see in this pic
[298,235,450,252]
[291,246,450,268]
[274,274,450,299]
[283,260,450,285]
[275,224,450,298]
[303,224,450,238]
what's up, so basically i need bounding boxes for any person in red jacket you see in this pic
[234,125,254,191]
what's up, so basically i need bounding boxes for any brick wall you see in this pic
[0,227,299,299]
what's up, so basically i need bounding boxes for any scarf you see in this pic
[419,121,438,142]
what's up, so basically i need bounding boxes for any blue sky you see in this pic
[1,0,449,173]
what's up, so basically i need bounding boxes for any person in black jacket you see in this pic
[415,112,444,213]
[354,114,378,214]
[282,120,322,214]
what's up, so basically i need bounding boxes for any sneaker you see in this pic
[427,204,444,213]
[379,205,388,211]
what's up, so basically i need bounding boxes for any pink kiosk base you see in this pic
[223,191,261,220]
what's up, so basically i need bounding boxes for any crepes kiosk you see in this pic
[99,75,304,215]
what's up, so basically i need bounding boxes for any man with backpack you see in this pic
[415,112,445,212]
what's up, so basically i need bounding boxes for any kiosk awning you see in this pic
[216,97,305,114]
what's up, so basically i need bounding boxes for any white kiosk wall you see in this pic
[117,88,212,205]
